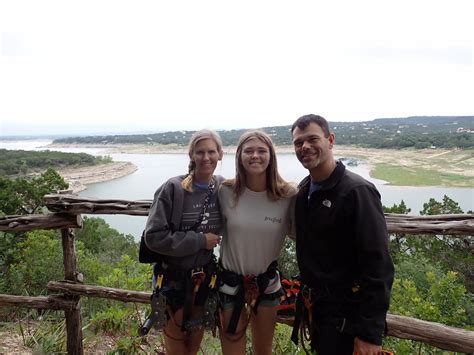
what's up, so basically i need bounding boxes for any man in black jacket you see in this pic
[291,114,394,355]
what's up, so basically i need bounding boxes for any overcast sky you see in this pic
[0,0,472,136]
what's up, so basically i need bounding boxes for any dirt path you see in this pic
[0,330,30,354]
[426,150,453,159]
[0,329,135,354]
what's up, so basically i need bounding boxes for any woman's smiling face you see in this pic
[192,138,221,182]
[240,137,270,177]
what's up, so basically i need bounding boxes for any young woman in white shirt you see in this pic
[218,130,296,355]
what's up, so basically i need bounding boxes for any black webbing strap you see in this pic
[254,260,278,313]
[226,274,245,334]
[291,292,304,345]
[194,264,215,307]
[181,276,193,332]
[224,260,279,334]
[181,178,215,332]
[181,258,217,332]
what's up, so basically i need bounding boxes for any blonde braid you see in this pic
[181,161,196,192]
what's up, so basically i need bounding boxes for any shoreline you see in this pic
[49,143,473,189]
[57,161,138,193]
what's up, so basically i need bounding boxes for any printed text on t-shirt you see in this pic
[265,216,282,223]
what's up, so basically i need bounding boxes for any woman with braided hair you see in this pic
[143,129,224,354]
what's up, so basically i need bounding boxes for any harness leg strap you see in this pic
[291,293,304,345]
[182,276,193,332]
[226,286,245,334]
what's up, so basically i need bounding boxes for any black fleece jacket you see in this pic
[295,161,394,345]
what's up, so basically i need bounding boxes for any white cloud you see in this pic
[0,0,472,136]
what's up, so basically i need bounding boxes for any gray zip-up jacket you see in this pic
[144,174,224,270]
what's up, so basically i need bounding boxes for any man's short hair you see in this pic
[291,114,330,137]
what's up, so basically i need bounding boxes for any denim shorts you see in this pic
[158,283,186,313]
[219,292,281,310]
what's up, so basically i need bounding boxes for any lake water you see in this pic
[2,140,473,239]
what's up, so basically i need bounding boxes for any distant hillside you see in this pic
[53,116,474,149]
[0,149,112,176]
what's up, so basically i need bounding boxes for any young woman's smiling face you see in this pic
[240,137,270,177]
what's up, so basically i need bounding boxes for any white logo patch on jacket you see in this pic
[322,199,332,208]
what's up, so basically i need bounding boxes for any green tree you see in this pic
[8,230,64,295]
[383,200,411,263]
[0,168,68,215]
[0,149,112,176]
[387,256,471,353]
[0,232,17,293]
[0,169,69,303]
[385,196,473,293]
[383,195,474,352]
[0,177,29,215]
[75,217,137,263]
[384,200,411,215]
[88,255,151,334]
[418,195,473,292]
[420,195,463,215]
[278,238,298,279]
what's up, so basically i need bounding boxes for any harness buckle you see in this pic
[301,285,314,328]
[335,317,346,333]
[191,268,206,293]
[302,286,313,306]
[243,275,259,307]
[156,273,164,289]
[351,283,361,293]
[209,273,217,289]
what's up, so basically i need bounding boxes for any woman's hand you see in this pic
[204,233,222,250]
[353,337,382,355]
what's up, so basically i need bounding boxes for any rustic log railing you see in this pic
[0,194,473,354]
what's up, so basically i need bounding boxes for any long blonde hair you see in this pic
[223,130,295,200]
[181,129,223,192]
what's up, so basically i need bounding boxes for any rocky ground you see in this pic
[0,320,167,354]
[332,145,474,179]
[0,329,30,354]
[57,161,138,193]
[0,329,131,354]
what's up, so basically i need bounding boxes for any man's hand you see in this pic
[354,336,382,355]
[204,233,221,250]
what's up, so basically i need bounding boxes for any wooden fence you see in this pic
[1,194,473,354]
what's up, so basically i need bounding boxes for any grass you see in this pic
[372,164,474,187]
[332,146,474,187]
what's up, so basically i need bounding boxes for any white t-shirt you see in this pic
[218,185,295,277]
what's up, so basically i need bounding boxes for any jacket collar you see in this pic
[299,160,346,192]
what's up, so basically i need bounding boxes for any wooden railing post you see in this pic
[61,228,83,355]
